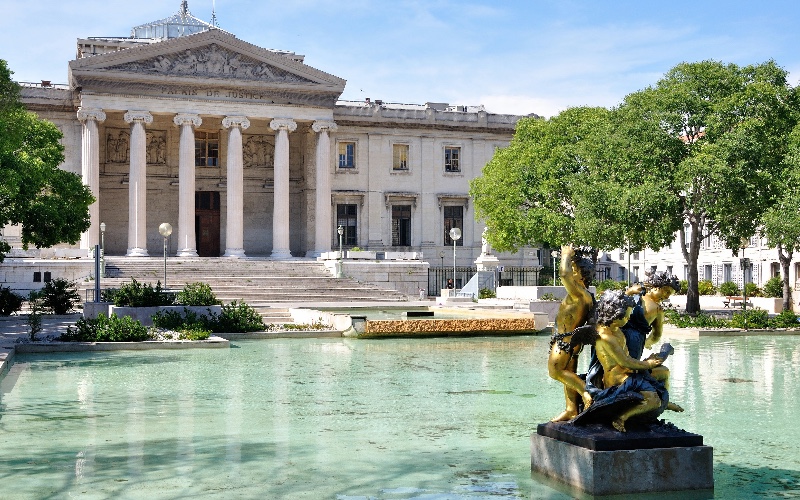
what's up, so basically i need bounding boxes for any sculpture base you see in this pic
[531,423,713,496]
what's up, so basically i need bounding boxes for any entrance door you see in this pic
[195,191,220,257]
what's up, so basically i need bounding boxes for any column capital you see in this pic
[124,110,153,125]
[312,120,337,133]
[173,113,203,128]
[77,107,106,123]
[270,118,297,133]
[222,115,250,130]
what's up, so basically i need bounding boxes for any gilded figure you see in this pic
[547,245,595,422]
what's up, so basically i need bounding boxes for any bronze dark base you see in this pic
[537,420,704,451]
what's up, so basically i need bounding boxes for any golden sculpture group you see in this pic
[548,245,683,431]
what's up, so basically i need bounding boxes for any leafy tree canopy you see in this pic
[0,59,94,262]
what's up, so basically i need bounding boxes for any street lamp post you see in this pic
[100,222,106,278]
[449,227,461,289]
[551,250,559,285]
[159,223,172,289]
[337,225,344,278]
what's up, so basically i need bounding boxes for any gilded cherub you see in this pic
[547,245,596,422]
[592,290,669,432]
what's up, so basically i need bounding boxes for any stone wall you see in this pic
[0,259,94,295]
[322,259,428,297]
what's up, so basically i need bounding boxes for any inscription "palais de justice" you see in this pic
[160,87,271,100]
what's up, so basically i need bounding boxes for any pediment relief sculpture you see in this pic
[109,44,314,84]
[243,135,275,167]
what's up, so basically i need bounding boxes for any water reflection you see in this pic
[0,335,798,498]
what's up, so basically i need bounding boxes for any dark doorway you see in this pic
[195,191,220,257]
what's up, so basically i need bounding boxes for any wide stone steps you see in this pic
[81,257,408,324]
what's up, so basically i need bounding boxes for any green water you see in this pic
[1,335,799,499]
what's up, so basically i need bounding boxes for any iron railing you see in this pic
[427,266,545,296]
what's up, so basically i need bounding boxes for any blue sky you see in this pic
[3,0,799,117]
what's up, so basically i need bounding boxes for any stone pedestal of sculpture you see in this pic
[531,422,713,495]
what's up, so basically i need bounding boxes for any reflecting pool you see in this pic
[1,335,800,499]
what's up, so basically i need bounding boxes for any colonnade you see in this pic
[77,107,337,258]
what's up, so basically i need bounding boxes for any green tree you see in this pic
[616,60,797,313]
[762,126,800,311]
[470,106,678,254]
[0,60,93,262]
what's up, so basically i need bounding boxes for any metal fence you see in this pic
[427,266,545,296]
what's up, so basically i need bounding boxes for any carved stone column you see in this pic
[309,120,337,257]
[174,113,202,257]
[269,118,297,259]
[124,110,153,257]
[77,107,106,255]
[223,115,250,258]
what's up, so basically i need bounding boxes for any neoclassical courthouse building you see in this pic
[11,3,534,271]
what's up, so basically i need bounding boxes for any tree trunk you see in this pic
[779,245,794,312]
[683,223,702,314]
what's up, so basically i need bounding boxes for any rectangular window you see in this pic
[443,206,464,246]
[632,252,640,260]
[444,146,460,172]
[391,205,412,246]
[338,142,355,168]
[195,131,219,167]
[632,266,639,282]
[617,267,626,282]
[336,204,358,246]
[723,263,733,282]
[704,265,713,281]
[392,144,409,170]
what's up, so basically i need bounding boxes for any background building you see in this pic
[5,2,543,279]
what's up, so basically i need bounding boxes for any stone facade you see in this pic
[6,4,541,277]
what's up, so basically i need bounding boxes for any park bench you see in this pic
[723,296,753,308]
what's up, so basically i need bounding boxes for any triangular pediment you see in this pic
[70,29,345,91]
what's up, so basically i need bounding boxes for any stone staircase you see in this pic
[82,257,408,324]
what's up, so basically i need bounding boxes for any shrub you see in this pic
[478,288,496,299]
[595,279,627,295]
[176,282,220,306]
[763,276,783,298]
[206,301,265,333]
[719,281,740,297]
[61,313,151,342]
[101,288,119,303]
[0,286,24,316]
[730,308,770,329]
[39,278,80,314]
[113,279,174,307]
[745,282,761,298]
[698,280,716,296]
[178,326,212,341]
[540,293,559,301]
[664,309,729,328]
[152,302,264,333]
[770,310,800,329]
[678,280,688,295]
